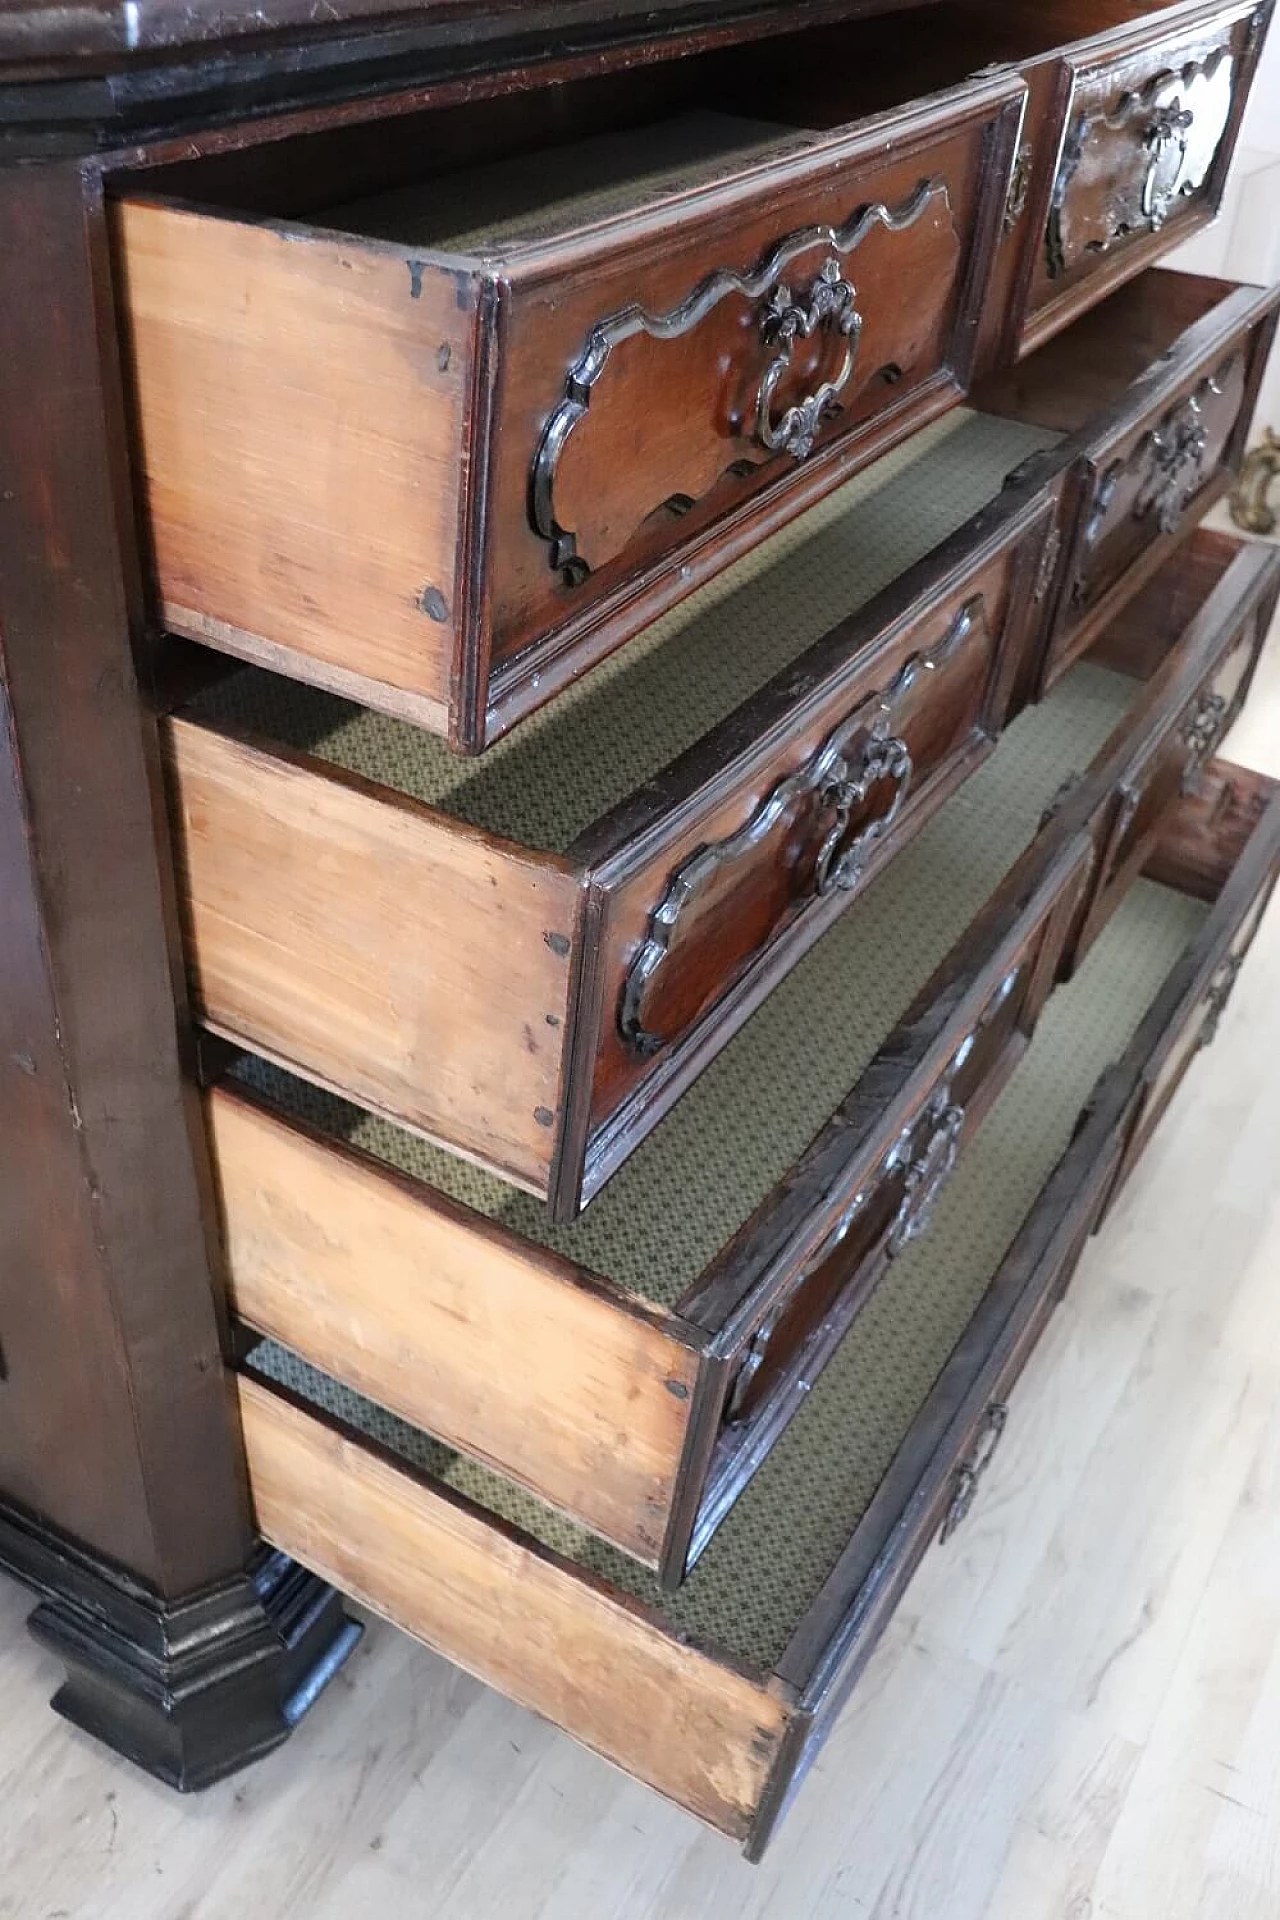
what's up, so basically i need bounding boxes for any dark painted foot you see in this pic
[0,1499,361,1791]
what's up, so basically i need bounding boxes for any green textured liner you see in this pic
[234,656,1141,1310]
[189,407,1060,856]
[250,874,1207,1671]
[326,111,810,255]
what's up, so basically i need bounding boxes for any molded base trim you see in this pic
[0,1497,361,1791]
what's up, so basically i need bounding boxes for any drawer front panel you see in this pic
[1065,347,1250,633]
[163,719,582,1194]
[1077,603,1266,960]
[722,950,1042,1433]
[681,831,1095,1575]
[487,87,1023,675]
[1032,5,1263,322]
[581,507,1054,1188]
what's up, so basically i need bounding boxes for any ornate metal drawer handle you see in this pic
[617,596,983,1056]
[813,723,913,897]
[1231,428,1280,536]
[1197,950,1244,1050]
[887,1097,965,1257]
[1143,415,1210,536]
[940,1402,1008,1543]
[755,256,863,461]
[1180,689,1228,794]
[1141,100,1195,229]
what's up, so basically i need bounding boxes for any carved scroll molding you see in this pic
[531,177,950,580]
[1072,356,1239,607]
[1045,47,1235,279]
[618,595,986,1058]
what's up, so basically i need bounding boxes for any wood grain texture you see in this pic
[1023,0,1266,337]
[164,717,579,1190]
[113,198,471,721]
[210,1087,701,1565]
[0,160,252,1597]
[238,1374,792,1840]
[3,598,1280,1904]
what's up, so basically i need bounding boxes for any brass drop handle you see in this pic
[1141,99,1195,229]
[755,256,863,461]
[887,1099,965,1257]
[940,1402,1008,1543]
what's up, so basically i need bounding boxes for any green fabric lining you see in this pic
[249,874,1207,1671]
[325,112,812,255]
[233,657,1142,1309]
[188,408,1060,856]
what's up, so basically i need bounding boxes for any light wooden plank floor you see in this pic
[3,610,1279,1920]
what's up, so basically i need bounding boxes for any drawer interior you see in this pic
[233,649,1145,1313]
[1087,525,1254,679]
[186,409,1057,857]
[974,268,1244,434]
[123,0,1185,233]
[246,861,1209,1676]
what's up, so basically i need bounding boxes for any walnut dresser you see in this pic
[1,0,1277,1859]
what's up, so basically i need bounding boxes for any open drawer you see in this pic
[232,806,1256,1853]
[165,414,1060,1217]
[664,1,1273,365]
[1014,0,1270,350]
[1108,759,1280,1203]
[113,29,1027,750]
[1039,528,1279,970]
[203,601,1205,1588]
[976,267,1280,689]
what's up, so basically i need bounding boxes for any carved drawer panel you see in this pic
[976,267,1280,691]
[1024,0,1268,347]
[1042,530,1280,972]
[1106,763,1280,1209]
[113,44,1025,749]
[225,829,1209,1854]
[163,415,1060,1219]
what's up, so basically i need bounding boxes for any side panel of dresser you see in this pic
[0,161,254,1594]
[111,199,476,732]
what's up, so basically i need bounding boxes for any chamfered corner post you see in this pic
[0,150,359,1787]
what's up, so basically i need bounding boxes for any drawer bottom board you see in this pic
[243,872,1209,1842]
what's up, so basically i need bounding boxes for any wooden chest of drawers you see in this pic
[3,0,1278,1869]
